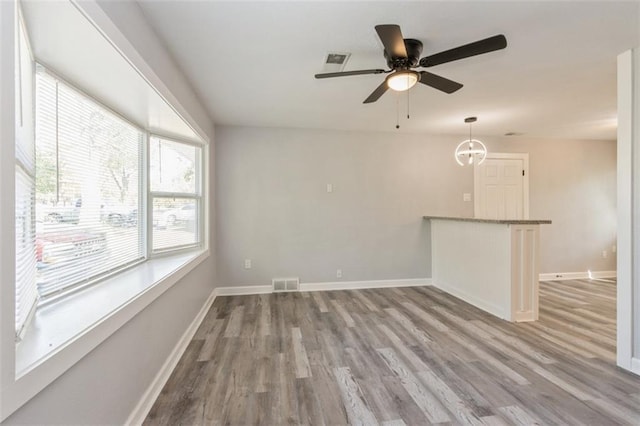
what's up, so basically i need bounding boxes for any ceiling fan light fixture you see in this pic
[386,71,419,91]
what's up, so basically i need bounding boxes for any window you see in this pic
[31,68,144,300]
[150,136,202,252]
[13,66,204,336]
[4,2,209,421]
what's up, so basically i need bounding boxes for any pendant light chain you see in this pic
[469,121,473,163]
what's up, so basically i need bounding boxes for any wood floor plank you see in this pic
[196,319,225,361]
[530,365,596,401]
[377,347,451,424]
[192,307,219,340]
[445,329,531,385]
[258,294,271,337]
[220,337,260,425]
[343,347,403,423]
[381,420,406,426]
[384,308,433,345]
[333,366,379,425]
[402,301,450,332]
[311,291,329,313]
[480,414,511,425]
[292,327,312,379]
[377,324,430,372]
[331,299,356,328]
[432,305,494,340]
[353,289,380,312]
[223,305,244,337]
[414,355,496,418]
[417,368,485,425]
[306,349,349,424]
[470,319,556,365]
[497,405,541,425]
[145,279,640,425]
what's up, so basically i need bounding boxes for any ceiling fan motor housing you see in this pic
[384,38,423,69]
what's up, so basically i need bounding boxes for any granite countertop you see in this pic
[423,215,552,225]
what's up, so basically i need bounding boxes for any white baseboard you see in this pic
[213,278,432,296]
[631,357,640,377]
[214,285,272,296]
[539,270,617,281]
[300,278,431,292]
[125,289,217,426]
[431,280,508,320]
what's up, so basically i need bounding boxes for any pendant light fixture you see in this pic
[455,116,487,166]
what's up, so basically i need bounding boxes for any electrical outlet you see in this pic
[327,183,333,193]
[244,259,252,269]
[602,250,607,259]
[336,269,342,278]
[463,193,472,202]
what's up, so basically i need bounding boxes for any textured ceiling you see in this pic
[137,1,639,140]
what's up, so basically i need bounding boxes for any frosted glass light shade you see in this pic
[387,71,418,91]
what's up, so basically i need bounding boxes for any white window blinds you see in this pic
[32,69,144,299]
[15,11,38,340]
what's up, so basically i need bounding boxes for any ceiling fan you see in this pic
[315,24,507,104]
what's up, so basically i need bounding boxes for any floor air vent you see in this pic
[272,277,300,292]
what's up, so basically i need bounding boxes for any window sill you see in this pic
[9,249,209,413]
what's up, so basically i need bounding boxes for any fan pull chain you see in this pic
[396,92,400,129]
[407,89,410,120]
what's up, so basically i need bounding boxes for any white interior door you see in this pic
[474,153,529,219]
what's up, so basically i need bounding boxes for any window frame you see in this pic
[148,135,204,256]
[13,3,38,341]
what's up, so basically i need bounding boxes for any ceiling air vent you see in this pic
[321,52,351,73]
[272,277,300,292]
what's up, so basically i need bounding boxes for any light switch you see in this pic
[327,183,333,193]
[463,193,472,202]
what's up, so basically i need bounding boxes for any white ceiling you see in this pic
[137,1,639,140]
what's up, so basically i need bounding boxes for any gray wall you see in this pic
[216,126,474,286]
[216,125,616,287]
[3,1,216,424]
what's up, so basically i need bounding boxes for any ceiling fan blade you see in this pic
[418,71,463,94]
[363,80,389,104]
[315,69,386,79]
[375,24,408,58]
[419,34,507,67]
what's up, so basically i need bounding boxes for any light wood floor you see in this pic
[145,279,640,425]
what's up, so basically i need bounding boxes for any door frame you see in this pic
[474,152,530,219]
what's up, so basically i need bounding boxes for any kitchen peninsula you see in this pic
[424,216,552,322]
